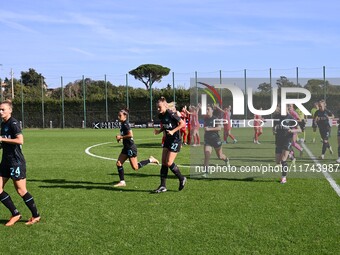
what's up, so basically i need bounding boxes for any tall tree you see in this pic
[21,68,46,87]
[129,64,170,90]
[276,76,299,88]
[257,82,272,93]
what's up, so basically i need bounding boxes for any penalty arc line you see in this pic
[301,143,340,197]
[84,140,191,168]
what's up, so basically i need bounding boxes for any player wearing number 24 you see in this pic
[0,100,41,226]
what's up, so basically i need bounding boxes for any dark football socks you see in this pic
[22,192,39,218]
[0,191,20,216]
[117,165,125,181]
[169,163,184,181]
[138,159,150,169]
[160,165,168,187]
[281,161,288,177]
[322,141,329,154]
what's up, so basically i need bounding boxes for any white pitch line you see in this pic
[301,143,340,197]
[85,142,116,161]
[84,140,191,168]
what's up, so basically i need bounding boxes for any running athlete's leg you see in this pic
[322,139,330,154]
[157,148,170,188]
[337,135,340,160]
[291,133,302,152]
[130,156,158,170]
[224,126,228,142]
[129,157,140,170]
[280,150,290,177]
[166,151,185,182]
[194,128,200,145]
[0,177,20,217]
[253,128,257,142]
[187,126,191,144]
[116,153,128,181]
[165,150,178,167]
[227,127,236,141]
[320,128,331,155]
[182,129,187,144]
[275,153,281,164]
[14,179,39,218]
[0,176,9,192]
[204,145,213,168]
[13,178,27,197]
[214,146,227,161]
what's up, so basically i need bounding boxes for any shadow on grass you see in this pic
[108,172,178,179]
[189,174,275,182]
[28,179,150,192]
[28,178,178,193]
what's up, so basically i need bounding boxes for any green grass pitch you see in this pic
[0,127,339,254]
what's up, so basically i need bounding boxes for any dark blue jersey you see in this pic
[274,113,295,143]
[315,109,333,129]
[1,117,26,165]
[120,121,135,148]
[159,109,181,142]
[204,115,220,141]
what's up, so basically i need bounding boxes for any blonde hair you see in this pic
[167,101,176,111]
[1,99,13,109]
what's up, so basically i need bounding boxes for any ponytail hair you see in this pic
[119,107,129,116]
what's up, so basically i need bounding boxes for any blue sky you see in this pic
[1,0,340,88]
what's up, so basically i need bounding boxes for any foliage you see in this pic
[129,64,171,89]
[21,68,46,87]
[257,82,272,93]
[276,76,301,88]
[2,73,340,127]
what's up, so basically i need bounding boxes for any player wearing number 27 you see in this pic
[0,100,40,226]
[153,97,187,193]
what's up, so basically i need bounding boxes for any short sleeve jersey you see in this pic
[120,121,135,148]
[159,109,181,142]
[1,117,25,165]
[273,113,295,143]
[315,109,333,129]
[204,116,220,141]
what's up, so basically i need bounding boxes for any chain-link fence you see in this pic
[3,66,340,128]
